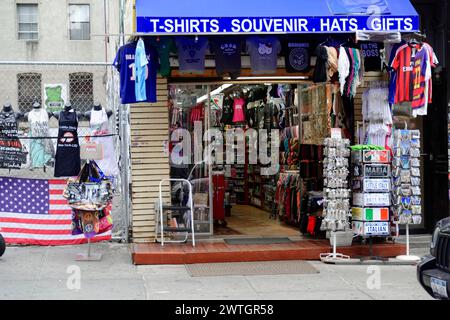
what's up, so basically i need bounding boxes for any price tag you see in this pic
[80,143,104,160]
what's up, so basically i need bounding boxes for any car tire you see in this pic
[0,234,5,257]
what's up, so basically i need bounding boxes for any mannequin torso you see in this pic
[53,103,83,120]
[1,103,24,121]
[84,103,113,120]
[25,102,53,120]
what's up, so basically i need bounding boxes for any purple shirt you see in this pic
[246,36,281,75]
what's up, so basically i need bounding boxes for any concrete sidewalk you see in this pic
[0,242,433,300]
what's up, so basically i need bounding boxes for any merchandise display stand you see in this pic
[66,155,114,262]
[392,129,422,262]
[351,147,391,261]
[320,133,352,262]
[396,223,420,261]
[320,231,350,263]
[76,238,102,261]
[76,158,103,261]
[359,237,388,262]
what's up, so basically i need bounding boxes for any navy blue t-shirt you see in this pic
[283,40,311,73]
[210,37,243,79]
[360,42,384,72]
[113,41,157,104]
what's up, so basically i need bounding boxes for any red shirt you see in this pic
[392,42,437,105]
[391,44,415,104]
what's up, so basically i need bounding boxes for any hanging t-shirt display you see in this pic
[246,36,281,75]
[150,37,176,77]
[411,47,431,112]
[283,41,311,73]
[90,108,119,177]
[390,42,437,117]
[0,111,26,169]
[113,40,157,104]
[54,110,81,177]
[391,43,422,104]
[232,98,246,123]
[210,37,243,79]
[175,36,209,74]
[28,108,54,168]
[360,42,383,71]
[134,38,148,102]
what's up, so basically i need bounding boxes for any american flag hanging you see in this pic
[0,177,111,245]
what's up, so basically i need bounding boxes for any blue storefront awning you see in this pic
[136,0,419,34]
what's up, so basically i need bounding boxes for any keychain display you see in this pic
[321,137,351,232]
[392,130,422,225]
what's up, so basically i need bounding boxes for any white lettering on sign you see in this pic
[138,17,419,34]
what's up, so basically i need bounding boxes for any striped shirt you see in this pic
[391,42,437,105]
[411,47,430,109]
[391,44,415,104]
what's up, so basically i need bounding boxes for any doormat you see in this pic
[224,237,292,245]
[186,261,319,277]
[213,226,242,236]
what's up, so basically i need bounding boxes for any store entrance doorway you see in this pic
[169,81,323,239]
[214,205,300,237]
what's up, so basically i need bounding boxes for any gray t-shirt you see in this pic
[175,36,209,74]
[246,36,281,75]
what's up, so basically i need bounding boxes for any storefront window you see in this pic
[69,4,90,40]
[168,84,212,234]
[17,72,42,112]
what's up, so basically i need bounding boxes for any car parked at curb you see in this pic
[417,217,450,300]
[0,228,5,257]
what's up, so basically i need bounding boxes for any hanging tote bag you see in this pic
[63,161,114,211]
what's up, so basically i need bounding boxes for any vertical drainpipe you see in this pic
[129,0,137,242]
[119,0,125,46]
[104,0,108,63]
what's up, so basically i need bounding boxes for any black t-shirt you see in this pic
[221,98,234,125]
[284,40,311,73]
[360,42,384,71]
[210,37,243,79]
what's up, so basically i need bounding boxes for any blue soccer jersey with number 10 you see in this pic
[113,40,157,104]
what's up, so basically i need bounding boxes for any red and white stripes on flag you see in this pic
[0,178,111,246]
